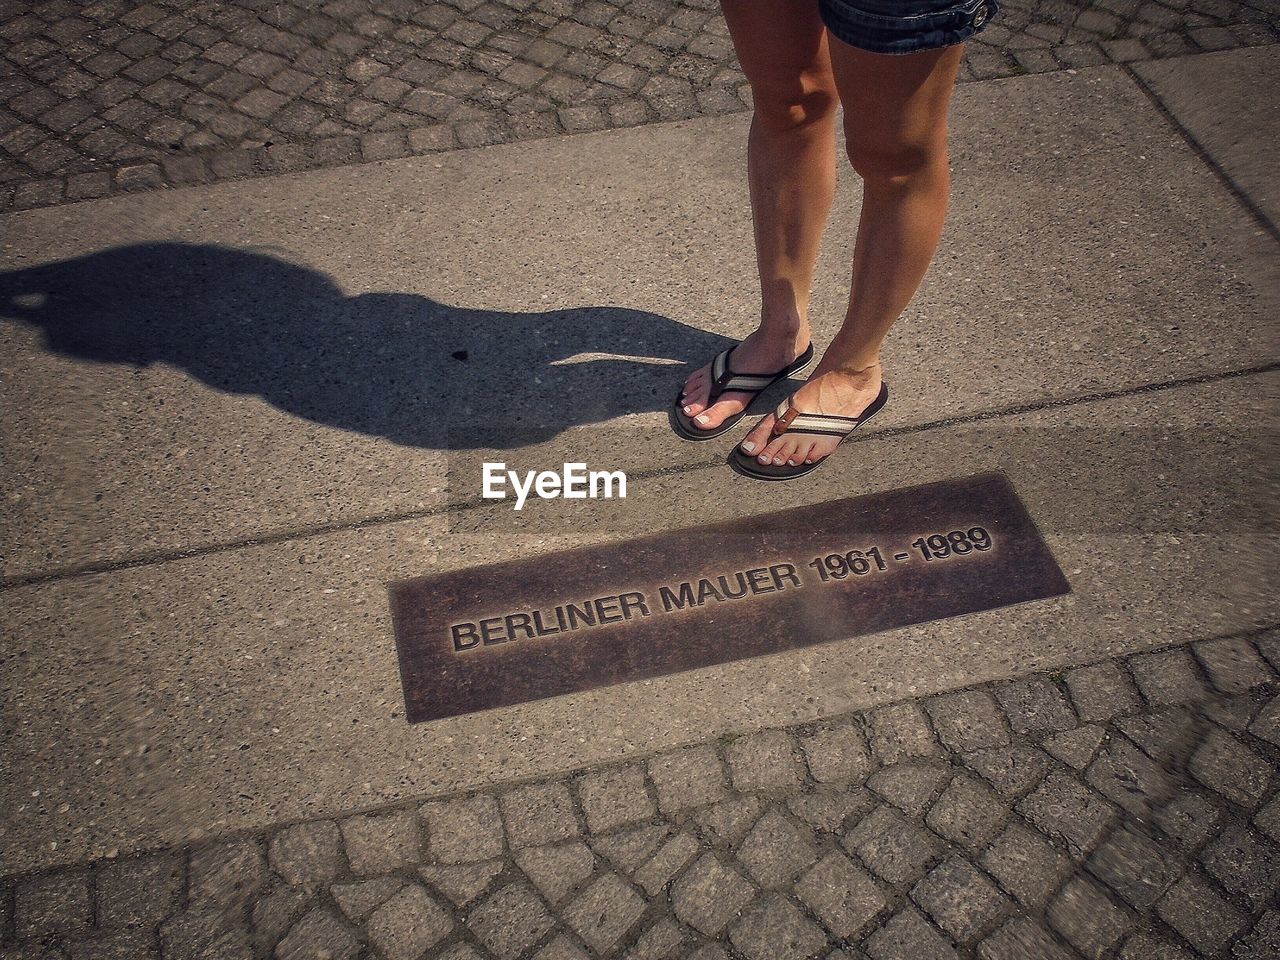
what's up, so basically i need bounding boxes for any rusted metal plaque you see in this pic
[389,471,1069,723]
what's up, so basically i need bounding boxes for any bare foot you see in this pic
[679,328,810,432]
[738,361,883,466]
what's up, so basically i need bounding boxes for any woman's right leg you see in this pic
[679,0,840,431]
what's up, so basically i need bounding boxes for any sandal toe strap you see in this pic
[771,400,863,437]
[709,347,783,401]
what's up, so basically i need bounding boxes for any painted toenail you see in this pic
[741,441,756,453]
[788,459,797,466]
[683,405,692,414]
[758,454,770,463]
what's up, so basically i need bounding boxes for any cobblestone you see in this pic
[912,858,1011,943]
[268,821,344,888]
[159,907,251,960]
[365,885,454,960]
[330,877,402,923]
[1232,911,1280,960]
[592,824,669,871]
[647,746,728,812]
[1194,637,1275,694]
[187,838,264,911]
[1087,826,1182,910]
[1115,707,1200,764]
[1018,770,1118,858]
[980,822,1073,909]
[418,859,504,908]
[1156,872,1249,955]
[339,811,421,875]
[995,677,1077,733]
[799,724,872,784]
[866,703,942,763]
[1086,736,1178,815]
[787,788,874,834]
[867,762,951,816]
[96,852,181,928]
[1199,824,1280,908]
[726,730,805,793]
[13,870,92,940]
[255,885,309,953]
[978,917,1075,960]
[737,810,816,888]
[924,776,1008,852]
[515,841,595,905]
[1047,876,1134,957]
[562,873,646,954]
[845,805,941,886]
[1156,791,1222,852]
[1042,724,1106,769]
[578,764,655,833]
[1120,930,1195,960]
[671,854,755,936]
[1188,727,1273,808]
[633,832,699,896]
[275,906,359,960]
[1131,648,1212,706]
[794,851,888,941]
[962,745,1051,798]
[422,794,505,863]
[865,906,958,960]
[466,880,556,960]
[502,781,580,848]
[4,644,1280,959]
[626,917,684,960]
[1066,661,1143,723]
[925,690,1010,752]
[729,894,827,960]
[2,0,1277,211]
[1250,694,1280,747]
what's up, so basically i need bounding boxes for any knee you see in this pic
[750,79,838,135]
[845,135,945,188]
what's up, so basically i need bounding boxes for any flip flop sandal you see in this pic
[670,341,815,441]
[730,382,889,481]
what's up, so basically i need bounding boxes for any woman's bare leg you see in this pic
[680,0,840,431]
[740,38,965,465]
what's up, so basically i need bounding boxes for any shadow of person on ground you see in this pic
[0,242,745,450]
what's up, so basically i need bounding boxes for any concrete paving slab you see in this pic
[2,63,1276,580]
[1134,46,1280,228]
[3,370,1274,876]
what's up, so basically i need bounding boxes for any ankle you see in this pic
[816,357,882,384]
[752,319,810,351]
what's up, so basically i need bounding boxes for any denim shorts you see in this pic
[819,0,1001,55]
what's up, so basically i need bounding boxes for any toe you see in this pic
[692,395,745,430]
[739,414,775,455]
[755,434,791,465]
[679,367,711,415]
[780,437,807,467]
[776,436,805,466]
[806,438,837,463]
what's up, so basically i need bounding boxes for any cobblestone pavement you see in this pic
[1,0,1278,212]
[5,632,1280,959]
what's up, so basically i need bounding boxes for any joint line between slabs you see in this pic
[1121,60,1280,246]
[2,361,1276,591]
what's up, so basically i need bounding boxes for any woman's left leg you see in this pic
[739,37,965,467]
